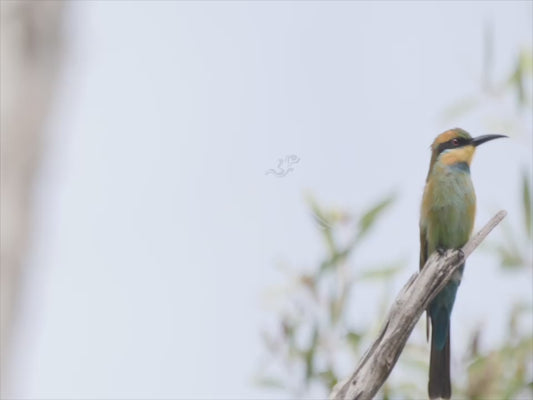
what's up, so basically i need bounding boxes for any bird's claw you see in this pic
[436,247,446,256]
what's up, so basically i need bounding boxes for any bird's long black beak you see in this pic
[471,134,508,147]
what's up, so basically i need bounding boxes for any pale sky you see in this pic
[8,1,532,399]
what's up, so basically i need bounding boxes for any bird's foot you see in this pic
[436,247,446,256]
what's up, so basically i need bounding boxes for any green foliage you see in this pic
[357,195,396,242]
[257,190,531,399]
[488,168,532,271]
[459,304,533,400]
[508,50,533,107]
[256,193,406,396]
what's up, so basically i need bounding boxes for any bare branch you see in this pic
[330,210,507,400]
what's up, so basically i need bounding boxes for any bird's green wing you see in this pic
[420,225,430,340]
[419,225,428,271]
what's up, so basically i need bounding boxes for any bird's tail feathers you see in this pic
[429,328,451,400]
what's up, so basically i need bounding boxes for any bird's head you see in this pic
[427,128,507,176]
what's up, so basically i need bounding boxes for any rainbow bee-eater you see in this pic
[420,128,506,399]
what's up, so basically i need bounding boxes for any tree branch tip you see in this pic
[497,209,507,218]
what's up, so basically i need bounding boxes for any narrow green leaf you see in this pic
[318,369,338,390]
[320,249,349,274]
[357,194,396,240]
[346,331,362,352]
[357,262,404,281]
[307,195,337,258]
[304,326,319,381]
[255,376,286,389]
[496,244,524,268]
[508,50,533,107]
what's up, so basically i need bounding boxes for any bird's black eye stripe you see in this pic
[437,137,471,154]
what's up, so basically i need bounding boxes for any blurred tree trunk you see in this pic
[0,0,65,394]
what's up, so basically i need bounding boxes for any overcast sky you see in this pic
[9,1,532,399]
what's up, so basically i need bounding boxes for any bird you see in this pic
[419,128,507,400]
